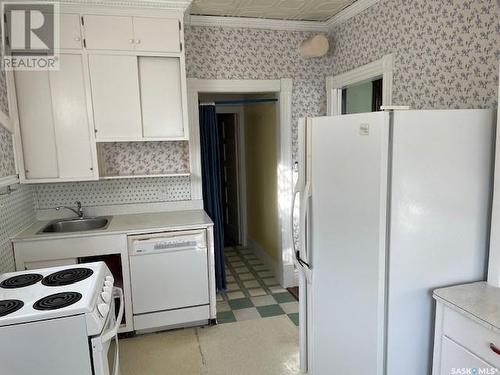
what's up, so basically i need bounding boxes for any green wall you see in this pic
[345,81,373,114]
[244,102,279,261]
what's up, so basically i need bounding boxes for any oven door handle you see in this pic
[101,287,124,344]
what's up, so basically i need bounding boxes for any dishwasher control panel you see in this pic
[128,230,207,256]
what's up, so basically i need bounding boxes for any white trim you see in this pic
[248,238,281,284]
[0,175,19,189]
[326,0,381,28]
[488,61,500,287]
[186,14,329,32]
[186,0,381,32]
[58,0,190,10]
[187,78,294,287]
[327,53,394,116]
[216,105,248,247]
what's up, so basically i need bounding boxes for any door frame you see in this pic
[326,53,394,116]
[187,78,294,287]
[215,106,248,247]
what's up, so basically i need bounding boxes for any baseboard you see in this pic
[247,238,284,287]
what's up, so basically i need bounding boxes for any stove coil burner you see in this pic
[42,268,93,286]
[33,292,82,311]
[0,274,43,289]
[0,300,24,317]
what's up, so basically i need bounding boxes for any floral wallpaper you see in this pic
[98,141,190,177]
[330,0,500,109]
[0,26,8,116]
[185,26,333,158]
[0,125,16,178]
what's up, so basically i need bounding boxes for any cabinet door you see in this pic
[50,54,95,179]
[138,57,185,139]
[133,17,180,53]
[14,69,59,179]
[60,14,82,49]
[83,15,134,50]
[440,336,494,374]
[89,55,142,140]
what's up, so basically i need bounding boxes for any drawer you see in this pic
[443,306,500,367]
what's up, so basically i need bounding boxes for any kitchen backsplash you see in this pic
[0,186,35,272]
[330,0,500,109]
[33,176,191,210]
[98,141,190,177]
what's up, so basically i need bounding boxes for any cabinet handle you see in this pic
[490,343,500,356]
[135,39,141,44]
[129,39,134,44]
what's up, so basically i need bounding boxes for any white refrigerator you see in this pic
[294,110,495,375]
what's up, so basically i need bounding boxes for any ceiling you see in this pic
[189,0,357,22]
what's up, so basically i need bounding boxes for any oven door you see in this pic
[91,287,124,375]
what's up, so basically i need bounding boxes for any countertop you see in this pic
[13,209,213,242]
[434,282,500,333]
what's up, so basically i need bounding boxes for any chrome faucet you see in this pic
[55,201,84,218]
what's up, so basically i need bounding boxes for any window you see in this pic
[341,78,383,115]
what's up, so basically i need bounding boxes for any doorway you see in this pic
[188,79,295,289]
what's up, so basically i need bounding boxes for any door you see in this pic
[14,68,59,179]
[133,17,180,53]
[302,112,390,375]
[89,55,142,140]
[138,57,184,139]
[14,53,96,181]
[386,109,494,375]
[217,113,241,246]
[50,54,95,179]
[83,15,135,50]
[60,14,83,49]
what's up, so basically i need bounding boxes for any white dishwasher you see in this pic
[128,230,210,332]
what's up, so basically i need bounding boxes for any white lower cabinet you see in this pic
[433,302,500,374]
[440,336,493,373]
[14,53,97,182]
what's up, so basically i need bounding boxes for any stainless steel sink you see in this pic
[38,217,112,234]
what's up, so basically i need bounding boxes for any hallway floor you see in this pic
[120,315,300,375]
[217,246,299,325]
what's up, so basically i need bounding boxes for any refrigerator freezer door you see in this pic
[386,109,494,375]
[309,112,390,375]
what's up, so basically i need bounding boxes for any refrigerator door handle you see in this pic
[298,181,312,270]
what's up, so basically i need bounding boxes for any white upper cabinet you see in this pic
[89,55,143,141]
[14,54,97,182]
[14,69,59,179]
[50,54,96,179]
[83,15,180,53]
[83,15,135,51]
[133,17,180,53]
[139,57,185,139]
[60,14,83,49]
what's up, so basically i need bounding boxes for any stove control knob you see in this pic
[103,286,112,295]
[98,303,109,317]
[104,280,113,288]
[101,291,111,303]
[105,276,114,283]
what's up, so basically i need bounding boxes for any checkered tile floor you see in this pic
[216,246,299,326]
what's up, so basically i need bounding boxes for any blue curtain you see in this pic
[199,105,226,291]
